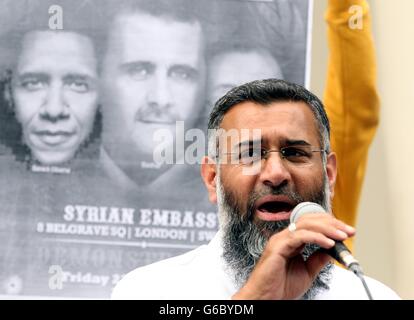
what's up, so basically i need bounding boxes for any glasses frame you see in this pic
[219,145,328,166]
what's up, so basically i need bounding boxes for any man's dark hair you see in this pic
[207,79,331,158]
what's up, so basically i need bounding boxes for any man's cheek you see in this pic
[301,179,324,200]
[15,104,36,125]
[74,96,98,114]
[175,84,197,105]
[229,185,249,214]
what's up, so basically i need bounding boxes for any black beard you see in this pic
[220,181,333,300]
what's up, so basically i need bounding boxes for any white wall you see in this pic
[311,0,413,299]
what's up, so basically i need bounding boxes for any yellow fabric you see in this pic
[324,0,379,250]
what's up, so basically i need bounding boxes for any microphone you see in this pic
[290,202,362,274]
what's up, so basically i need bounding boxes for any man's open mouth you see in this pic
[257,201,294,214]
[255,196,295,221]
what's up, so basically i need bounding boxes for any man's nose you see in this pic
[146,75,172,110]
[40,83,69,121]
[258,152,291,188]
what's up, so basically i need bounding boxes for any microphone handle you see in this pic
[320,241,360,270]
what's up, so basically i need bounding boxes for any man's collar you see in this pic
[207,229,240,295]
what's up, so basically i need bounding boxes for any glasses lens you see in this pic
[280,146,313,164]
[238,147,262,165]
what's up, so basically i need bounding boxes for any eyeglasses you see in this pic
[221,145,327,167]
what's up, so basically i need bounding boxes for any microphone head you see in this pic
[290,202,328,223]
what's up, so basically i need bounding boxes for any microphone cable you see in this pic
[348,264,373,300]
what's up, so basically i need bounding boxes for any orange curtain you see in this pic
[324,0,379,250]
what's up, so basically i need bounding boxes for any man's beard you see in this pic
[217,172,333,300]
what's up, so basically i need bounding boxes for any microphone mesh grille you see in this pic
[290,202,326,223]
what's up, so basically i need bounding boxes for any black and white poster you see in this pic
[0,0,311,298]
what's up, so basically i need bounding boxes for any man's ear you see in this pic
[326,152,337,199]
[200,156,218,204]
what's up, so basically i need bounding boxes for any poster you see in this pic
[0,0,311,298]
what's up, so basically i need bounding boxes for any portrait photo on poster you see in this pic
[0,0,310,298]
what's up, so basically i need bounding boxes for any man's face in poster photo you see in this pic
[10,31,99,165]
[100,11,206,173]
[207,49,283,106]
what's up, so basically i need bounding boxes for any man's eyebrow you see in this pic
[234,139,312,150]
[169,64,199,77]
[16,72,49,82]
[235,139,262,150]
[119,61,155,72]
[284,139,312,146]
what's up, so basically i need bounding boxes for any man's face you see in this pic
[11,31,98,165]
[101,12,206,168]
[217,101,335,225]
[207,50,283,106]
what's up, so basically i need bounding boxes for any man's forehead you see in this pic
[208,52,282,105]
[219,101,320,144]
[210,51,281,88]
[17,31,96,76]
[109,11,203,60]
[113,11,201,30]
[21,31,93,56]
